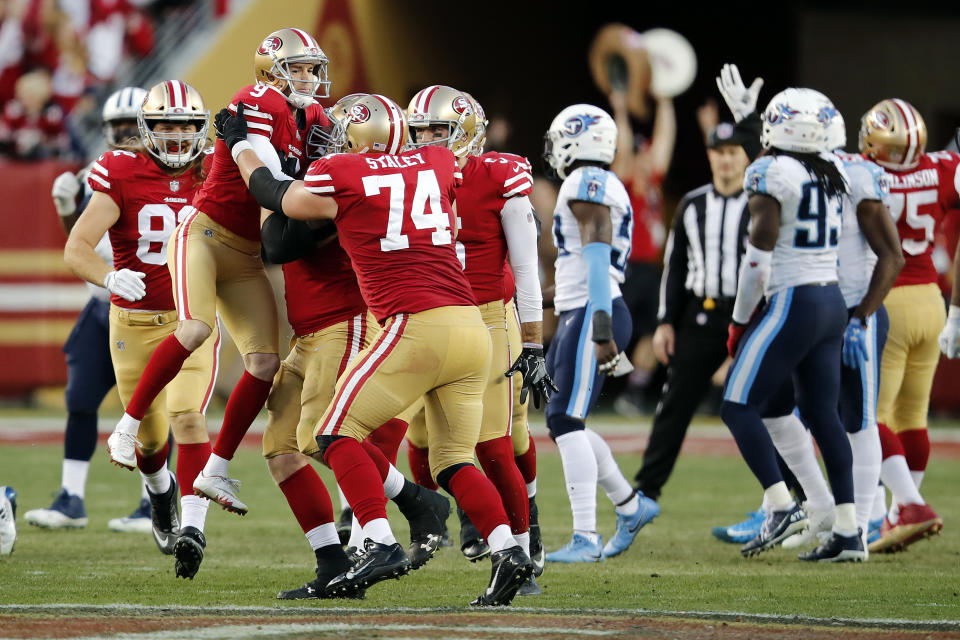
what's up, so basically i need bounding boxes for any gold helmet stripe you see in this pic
[891,98,920,168]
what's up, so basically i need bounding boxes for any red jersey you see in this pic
[304,145,476,322]
[192,84,325,241]
[624,173,665,264]
[883,151,960,287]
[88,148,207,310]
[282,237,366,336]
[457,152,533,305]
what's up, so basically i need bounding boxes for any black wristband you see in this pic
[591,310,613,343]
[249,167,292,214]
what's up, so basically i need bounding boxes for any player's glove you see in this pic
[716,63,763,123]
[103,269,146,302]
[51,171,80,217]
[505,345,558,409]
[841,317,869,369]
[727,322,747,358]
[938,305,960,358]
[214,103,248,155]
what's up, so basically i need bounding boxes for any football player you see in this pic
[541,105,659,563]
[105,29,330,517]
[218,94,533,606]
[860,99,952,552]
[63,81,219,571]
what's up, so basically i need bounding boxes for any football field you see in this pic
[1,416,959,638]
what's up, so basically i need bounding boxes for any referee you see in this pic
[633,115,759,502]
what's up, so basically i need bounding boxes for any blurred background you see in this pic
[2,0,960,416]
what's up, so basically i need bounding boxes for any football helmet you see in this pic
[465,92,488,156]
[102,86,147,147]
[306,93,367,160]
[341,94,408,155]
[858,99,927,170]
[761,88,838,154]
[824,109,847,152]
[137,80,209,169]
[543,104,617,180]
[406,85,477,158]
[254,28,330,109]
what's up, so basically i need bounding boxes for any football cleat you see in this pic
[325,539,410,596]
[107,431,140,470]
[603,491,660,558]
[712,508,764,544]
[741,503,807,557]
[401,487,450,570]
[173,526,206,579]
[798,529,866,562]
[470,545,533,607]
[277,551,365,601]
[516,573,542,597]
[108,498,153,534]
[337,507,353,547]
[192,471,247,515]
[782,505,835,550]
[146,472,180,555]
[546,533,604,563]
[868,503,943,554]
[528,496,544,576]
[25,489,88,529]
[0,486,17,556]
[458,506,490,563]
[866,517,883,545]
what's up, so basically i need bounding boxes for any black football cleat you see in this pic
[278,547,365,600]
[146,472,180,556]
[458,506,490,562]
[173,526,206,580]
[470,545,533,607]
[516,573,542,596]
[741,503,807,557]
[395,483,450,570]
[337,507,353,547]
[325,539,410,596]
[798,529,866,563]
[528,496,544,576]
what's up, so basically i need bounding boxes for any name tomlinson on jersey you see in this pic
[887,168,939,189]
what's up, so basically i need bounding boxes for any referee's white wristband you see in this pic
[231,140,253,163]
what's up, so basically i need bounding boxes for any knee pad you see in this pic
[435,462,473,494]
[546,413,585,440]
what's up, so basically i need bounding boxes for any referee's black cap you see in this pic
[707,122,750,150]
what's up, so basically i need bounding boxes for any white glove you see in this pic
[939,305,960,358]
[51,171,80,217]
[103,269,147,302]
[716,63,764,123]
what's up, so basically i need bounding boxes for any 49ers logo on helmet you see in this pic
[869,110,890,130]
[451,96,471,115]
[348,103,370,123]
[258,36,282,55]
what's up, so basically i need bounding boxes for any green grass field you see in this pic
[1,440,958,622]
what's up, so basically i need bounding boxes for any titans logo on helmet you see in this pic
[767,103,800,126]
[817,106,839,125]
[563,114,601,137]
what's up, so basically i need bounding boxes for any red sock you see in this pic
[176,441,211,495]
[878,422,905,460]
[446,464,510,540]
[513,434,537,485]
[126,335,192,419]
[136,440,170,475]
[476,436,529,534]
[366,418,407,465]
[212,371,273,460]
[407,442,437,490]
[278,465,334,533]
[324,438,387,527]
[897,429,930,472]
[361,439,390,482]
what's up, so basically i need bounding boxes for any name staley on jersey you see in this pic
[364,153,426,170]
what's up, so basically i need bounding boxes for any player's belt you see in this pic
[115,309,178,326]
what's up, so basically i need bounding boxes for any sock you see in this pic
[760,493,770,514]
[897,429,930,475]
[407,442,437,490]
[203,453,230,478]
[362,517,397,545]
[485,523,516,554]
[584,428,635,506]
[526,479,537,499]
[475,436,529,534]
[141,468,171,495]
[211,371,273,460]
[555,430,598,534]
[63,410,98,461]
[833,502,858,537]
[175,441,211,496]
[870,484,887,521]
[314,543,350,575]
[445,465,510,540]
[513,434,537,485]
[180,494,209,532]
[880,455,924,508]
[304,523,340,550]
[366,418,407,465]
[278,465,334,534]
[515,530,530,558]
[361,439,390,482]
[348,513,363,549]
[910,470,925,489]
[763,482,794,512]
[324,438,388,528]
[764,414,833,512]
[125,335,192,420]
[615,492,639,516]
[848,428,882,534]
[136,440,170,475]
[383,465,405,500]
[141,479,149,501]
[337,485,350,512]
[61,459,89,499]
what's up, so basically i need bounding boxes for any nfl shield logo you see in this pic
[170,180,180,192]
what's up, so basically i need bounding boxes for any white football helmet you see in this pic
[102,86,147,146]
[761,88,838,154]
[824,108,846,152]
[544,104,617,179]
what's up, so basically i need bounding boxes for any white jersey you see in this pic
[743,153,847,294]
[552,165,633,313]
[835,152,888,308]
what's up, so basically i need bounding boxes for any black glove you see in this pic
[214,102,248,152]
[505,346,558,410]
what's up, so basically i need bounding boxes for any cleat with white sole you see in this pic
[107,498,153,534]
[107,431,140,470]
[25,489,88,529]
[193,471,247,515]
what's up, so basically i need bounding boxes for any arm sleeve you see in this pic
[500,195,542,323]
[248,133,293,181]
[260,212,319,264]
[657,199,690,325]
[737,112,763,162]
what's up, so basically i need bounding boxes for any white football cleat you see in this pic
[193,471,247,515]
[782,504,835,549]
[107,431,140,470]
[107,498,153,533]
[0,486,17,556]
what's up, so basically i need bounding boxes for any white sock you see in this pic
[870,484,887,521]
[140,479,149,501]
[203,453,230,478]
[910,470,925,490]
[763,482,794,512]
[180,495,209,532]
[888,502,901,525]
[615,492,639,516]
[383,465,404,500]
[515,530,530,558]
[485,523,515,553]
[362,517,396,545]
[764,414,834,512]
[116,413,140,436]
[141,468,171,495]
[305,523,339,550]
[848,428,882,534]
[526,478,537,499]
[583,428,634,506]
[348,513,363,550]
[555,431,598,534]
[833,502,858,537]
[61,459,89,499]
[760,493,770,514]
[574,529,601,545]
[880,454,924,508]
[337,485,350,512]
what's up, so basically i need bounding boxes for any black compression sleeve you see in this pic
[260,213,316,264]
[248,166,292,214]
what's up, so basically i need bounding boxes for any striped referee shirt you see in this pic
[657,184,751,326]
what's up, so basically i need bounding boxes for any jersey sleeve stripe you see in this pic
[228,104,273,120]
[88,172,110,189]
[91,161,108,177]
[246,121,273,135]
[503,181,533,198]
[453,171,463,179]
[305,185,335,194]
[503,172,533,187]
[304,173,333,181]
